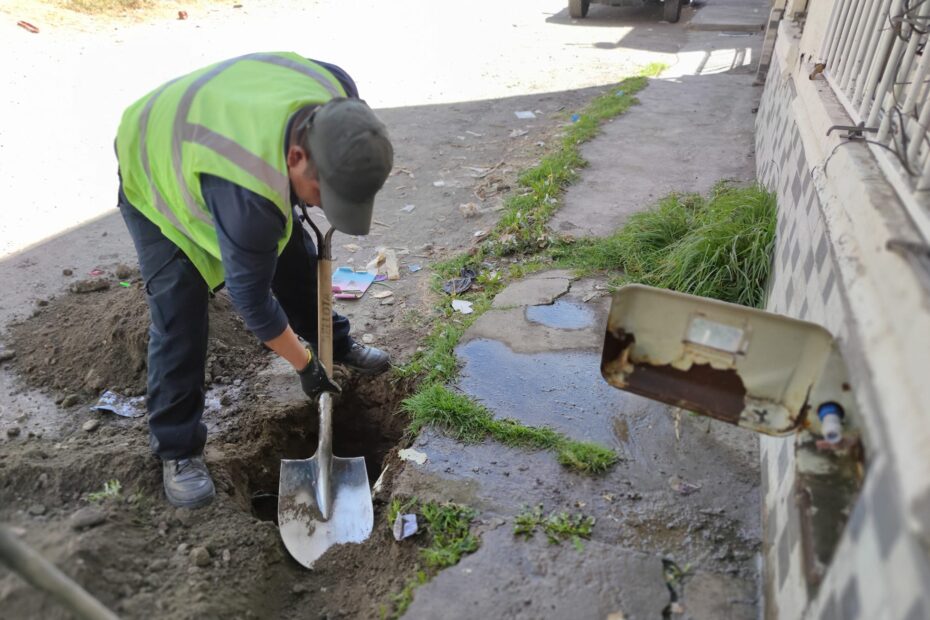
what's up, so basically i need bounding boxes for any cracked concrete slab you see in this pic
[491,270,575,308]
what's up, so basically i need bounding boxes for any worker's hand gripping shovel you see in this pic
[278,209,374,568]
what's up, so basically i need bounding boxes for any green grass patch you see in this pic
[514,505,596,552]
[403,384,618,474]
[87,479,121,503]
[382,500,480,618]
[552,183,776,308]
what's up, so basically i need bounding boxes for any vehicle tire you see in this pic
[663,0,681,22]
[569,0,590,18]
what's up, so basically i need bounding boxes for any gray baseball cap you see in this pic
[308,98,393,235]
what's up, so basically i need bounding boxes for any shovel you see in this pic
[278,212,374,569]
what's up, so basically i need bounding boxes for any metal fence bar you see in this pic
[852,0,892,105]
[832,0,864,80]
[836,0,871,85]
[905,53,930,163]
[842,0,881,93]
[858,0,905,119]
[820,0,846,60]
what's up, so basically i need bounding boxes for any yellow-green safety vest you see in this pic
[116,52,347,289]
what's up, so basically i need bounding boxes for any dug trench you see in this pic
[0,284,421,619]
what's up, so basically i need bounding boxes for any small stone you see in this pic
[36,299,49,307]
[174,507,193,527]
[28,504,47,516]
[149,558,168,572]
[82,419,100,433]
[6,426,21,438]
[190,546,211,567]
[0,350,15,363]
[361,333,375,344]
[177,543,190,555]
[36,473,49,489]
[61,394,81,408]
[114,264,134,279]
[62,268,73,276]
[70,506,107,530]
[222,549,231,563]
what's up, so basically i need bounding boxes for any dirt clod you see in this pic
[61,394,80,408]
[28,504,47,516]
[190,546,211,567]
[70,506,107,530]
[70,278,111,294]
[114,264,135,279]
[0,350,15,363]
[6,426,20,437]
[62,269,73,277]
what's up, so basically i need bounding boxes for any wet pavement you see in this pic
[393,273,761,619]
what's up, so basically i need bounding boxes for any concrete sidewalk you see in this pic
[392,26,765,620]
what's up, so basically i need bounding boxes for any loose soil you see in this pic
[8,279,265,399]
[0,285,419,617]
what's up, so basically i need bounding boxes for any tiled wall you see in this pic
[755,51,930,620]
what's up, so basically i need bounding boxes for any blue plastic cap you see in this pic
[817,402,844,420]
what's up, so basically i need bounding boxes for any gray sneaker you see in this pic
[337,342,391,376]
[162,457,215,509]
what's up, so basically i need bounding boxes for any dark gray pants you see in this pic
[118,190,350,459]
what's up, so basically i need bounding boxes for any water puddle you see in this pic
[524,299,597,330]
[456,338,632,447]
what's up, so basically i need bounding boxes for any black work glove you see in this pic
[297,349,341,397]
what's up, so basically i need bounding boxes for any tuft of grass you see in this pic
[483,63,668,258]
[552,183,776,308]
[87,479,121,502]
[382,500,480,618]
[420,502,480,569]
[403,385,618,473]
[514,505,596,552]
[386,496,419,532]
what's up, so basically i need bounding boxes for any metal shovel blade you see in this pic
[278,393,373,569]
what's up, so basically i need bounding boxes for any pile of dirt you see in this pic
[7,282,267,398]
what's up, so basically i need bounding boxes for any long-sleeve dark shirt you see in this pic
[202,60,358,342]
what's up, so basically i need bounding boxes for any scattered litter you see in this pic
[93,390,145,418]
[392,513,419,541]
[332,267,375,299]
[372,290,394,300]
[400,204,416,213]
[361,333,375,344]
[509,129,528,138]
[669,476,701,496]
[571,114,581,123]
[342,243,361,253]
[514,111,536,119]
[442,267,476,295]
[398,448,428,465]
[408,264,422,273]
[16,20,39,34]
[392,167,414,177]
[372,464,390,498]
[89,268,105,277]
[536,141,545,147]
[384,249,401,281]
[452,299,474,314]
[433,180,446,187]
[71,279,110,294]
[372,219,391,228]
[465,130,483,137]
[459,202,482,218]
[615,90,625,97]
[119,281,131,288]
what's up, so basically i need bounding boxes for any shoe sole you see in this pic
[165,486,216,510]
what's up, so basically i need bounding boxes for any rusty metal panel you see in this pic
[601,285,836,436]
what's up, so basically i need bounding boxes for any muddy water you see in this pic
[396,284,762,618]
[524,299,598,330]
